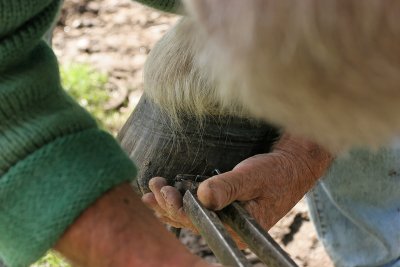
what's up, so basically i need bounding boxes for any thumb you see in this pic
[197,171,261,210]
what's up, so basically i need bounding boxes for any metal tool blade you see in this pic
[219,202,298,267]
[183,191,252,267]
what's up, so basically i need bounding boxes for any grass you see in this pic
[61,64,119,131]
[31,252,70,267]
[60,63,131,134]
[31,63,128,267]
[61,64,110,120]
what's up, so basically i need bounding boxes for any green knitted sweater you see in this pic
[0,1,180,266]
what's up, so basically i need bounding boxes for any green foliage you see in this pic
[60,64,111,128]
[31,251,70,267]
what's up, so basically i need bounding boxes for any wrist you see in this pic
[54,183,136,266]
[55,183,204,267]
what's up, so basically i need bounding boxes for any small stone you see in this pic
[71,19,82,28]
[76,38,90,51]
[87,2,100,12]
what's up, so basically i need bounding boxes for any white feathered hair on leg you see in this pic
[144,18,249,130]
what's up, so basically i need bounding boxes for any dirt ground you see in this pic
[54,1,334,266]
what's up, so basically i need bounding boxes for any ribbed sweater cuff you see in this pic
[0,129,137,267]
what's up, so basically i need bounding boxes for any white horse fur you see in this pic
[144,18,248,126]
[145,1,400,153]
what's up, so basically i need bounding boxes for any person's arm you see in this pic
[0,1,136,265]
[55,183,211,267]
[143,133,333,234]
[0,1,207,266]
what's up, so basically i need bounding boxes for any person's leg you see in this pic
[307,144,400,267]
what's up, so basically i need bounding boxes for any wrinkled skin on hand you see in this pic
[142,134,332,246]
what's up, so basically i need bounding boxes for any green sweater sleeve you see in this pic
[0,1,137,266]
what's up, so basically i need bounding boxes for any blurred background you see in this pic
[31,1,333,266]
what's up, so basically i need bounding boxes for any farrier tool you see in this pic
[173,170,298,267]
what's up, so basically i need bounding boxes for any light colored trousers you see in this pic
[307,143,400,267]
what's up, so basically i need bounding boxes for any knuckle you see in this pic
[201,175,241,209]
[177,207,188,221]
[141,192,154,202]
[220,178,239,203]
[160,187,168,199]
[202,180,222,209]
[149,177,167,190]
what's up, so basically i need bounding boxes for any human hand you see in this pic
[55,183,216,267]
[142,133,332,238]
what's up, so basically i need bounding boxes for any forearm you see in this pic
[56,183,210,267]
[0,1,137,265]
